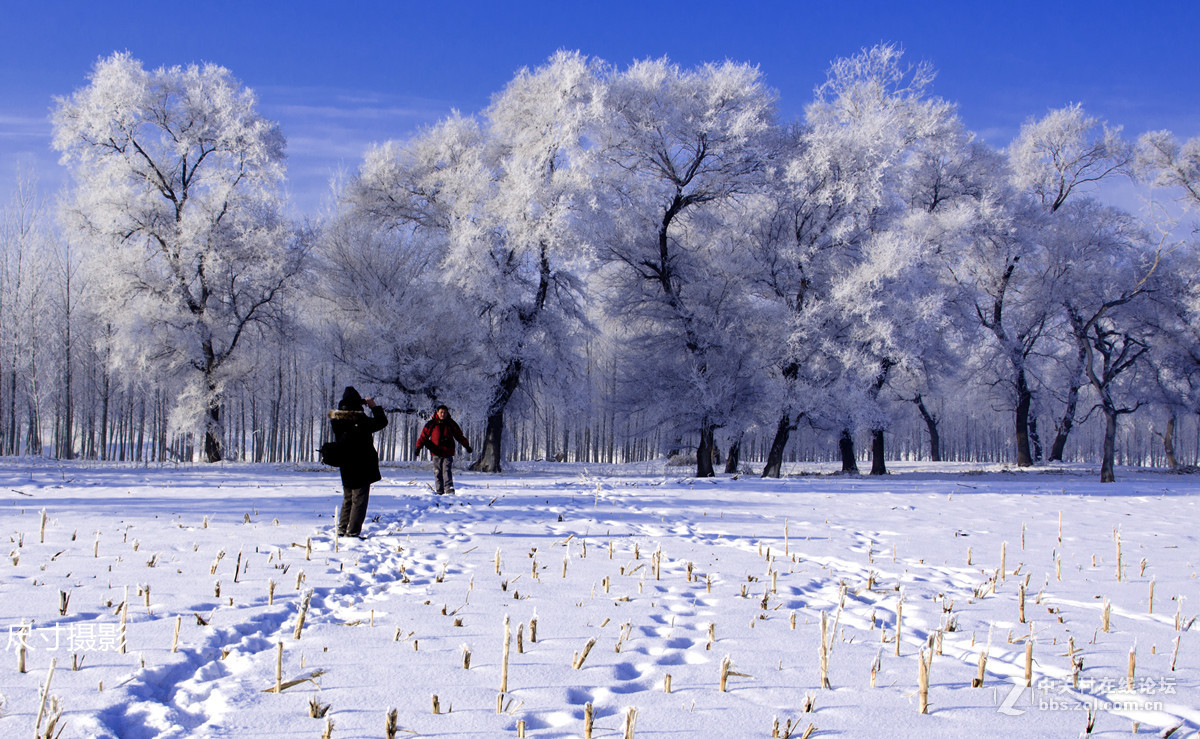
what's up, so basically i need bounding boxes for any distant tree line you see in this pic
[3,45,1200,481]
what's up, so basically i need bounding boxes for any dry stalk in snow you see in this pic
[294,590,313,639]
[720,654,751,691]
[917,648,931,714]
[573,637,597,669]
[33,657,57,737]
[36,694,64,739]
[119,587,128,654]
[623,707,637,739]
[584,702,594,739]
[501,615,511,692]
[17,623,29,673]
[275,641,283,693]
[1127,646,1136,690]
[972,648,987,687]
[1115,531,1123,582]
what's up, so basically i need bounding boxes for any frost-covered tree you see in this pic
[0,174,55,456]
[753,44,967,476]
[944,186,1052,467]
[1008,105,1132,462]
[590,57,776,477]
[1009,103,1131,213]
[1137,131,1200,210]
[321,116,482,409]
[52,53,306,461]
[1136,129,1200,464]
[339,52,598,472]
[1052,200,1160,481]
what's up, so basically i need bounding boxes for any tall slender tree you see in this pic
[591,58,776,477]
[53,53,306,461]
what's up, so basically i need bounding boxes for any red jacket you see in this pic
[416,416,471,457]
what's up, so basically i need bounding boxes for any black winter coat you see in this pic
[328,407,388,489]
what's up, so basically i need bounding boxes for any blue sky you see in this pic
[3,0,1198,215]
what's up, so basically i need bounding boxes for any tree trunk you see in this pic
[1100,406,1117,483]
[1029,416,1043,463]
[474,409,506,473]
[839,429,858,474]
[470,359,523,473]
[1163,414,1178,470]
[761,412,793,479]
[100,372,110,461]
[7,370,17,455]
[696,423,716,478]
[870,429,886,475]
[724,435,742,474]
[204,397,222,462]
[913,395,941,462]
[1049,377,1083,463]
[1014,369,1033,467]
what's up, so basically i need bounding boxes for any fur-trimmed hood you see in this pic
[328,409,368,421]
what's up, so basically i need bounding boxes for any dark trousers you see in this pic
[434,456,455,494]
[339,486,370,535]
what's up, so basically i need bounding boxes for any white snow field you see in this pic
[1,457,1197,738]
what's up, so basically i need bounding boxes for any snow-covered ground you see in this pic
[1,457,1197,738]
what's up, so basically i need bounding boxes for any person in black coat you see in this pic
[328,386,388,537]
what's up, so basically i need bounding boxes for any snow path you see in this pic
[1,461,1196,737]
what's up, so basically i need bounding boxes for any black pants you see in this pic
[434,456,455,494]
[339,486,370,535]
